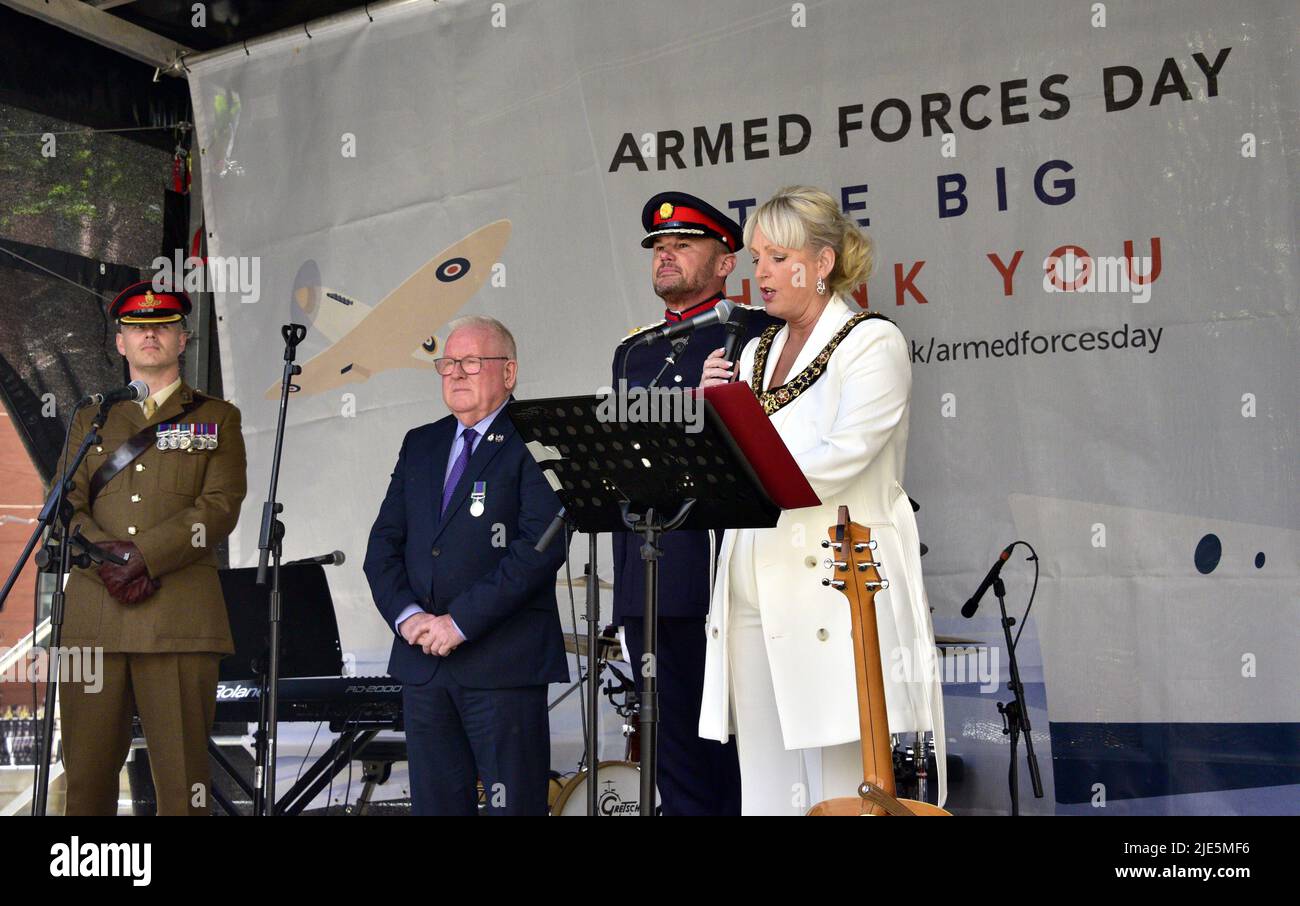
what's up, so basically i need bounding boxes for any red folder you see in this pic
[700,382,821,510]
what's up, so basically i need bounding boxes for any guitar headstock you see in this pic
[820,505,889,598]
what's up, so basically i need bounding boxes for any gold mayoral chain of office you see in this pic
[750,311,891,416]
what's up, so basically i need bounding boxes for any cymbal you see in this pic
[556,577,614,590]
[935,635,983,648]
[563,633,624,661]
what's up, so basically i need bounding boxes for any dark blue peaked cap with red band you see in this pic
[641,191,742,253]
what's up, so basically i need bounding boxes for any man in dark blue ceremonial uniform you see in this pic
[610,192,778,815]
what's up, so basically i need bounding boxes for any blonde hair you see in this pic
[742,185,874,295]
[446,314,517,359]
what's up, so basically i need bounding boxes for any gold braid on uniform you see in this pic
[750,311,891,416]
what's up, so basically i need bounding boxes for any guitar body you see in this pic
[807,506,951,817]
[808,797,950,817]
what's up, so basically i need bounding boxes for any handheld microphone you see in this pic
[961,543,1016,618]
[633,299,736,346]
[287,551,346,566]
[721,319,747,373]
[535,507,567,553]
[83,380,150,407]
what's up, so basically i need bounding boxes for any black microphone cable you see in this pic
[1012,542,1039,651]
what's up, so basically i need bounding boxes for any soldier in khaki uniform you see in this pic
[60,282,246,815]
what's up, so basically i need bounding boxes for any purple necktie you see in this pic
[441,428,477,516]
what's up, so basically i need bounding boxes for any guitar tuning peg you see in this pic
[866,578,889,591]
[821,578,846,590]
[853,540,876,552]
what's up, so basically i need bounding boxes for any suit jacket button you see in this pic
[816,628,829,641]
[135,463,145,472]
[430,547,440,557]
[131,494,141,503]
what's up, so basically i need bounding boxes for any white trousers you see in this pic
[727,533,862,816]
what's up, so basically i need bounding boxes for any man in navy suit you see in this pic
[610,192,778,815]
[365,315,567,816]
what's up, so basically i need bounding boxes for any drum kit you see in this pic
[547,626,660,816]
[543,629,974,814]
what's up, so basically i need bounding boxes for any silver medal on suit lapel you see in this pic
[470,480,487,517]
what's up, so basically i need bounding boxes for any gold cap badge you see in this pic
[659,202,674,220]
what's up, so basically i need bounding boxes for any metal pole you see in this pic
[585,532,600,816]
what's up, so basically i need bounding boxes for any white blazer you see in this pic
[699,295,946,806]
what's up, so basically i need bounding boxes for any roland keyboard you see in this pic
[215,675,403,730]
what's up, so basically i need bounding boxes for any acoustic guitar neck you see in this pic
[807,505,950,817]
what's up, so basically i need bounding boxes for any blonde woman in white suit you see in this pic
[699,186,945,815]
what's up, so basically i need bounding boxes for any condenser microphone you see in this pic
[83,380,149,407]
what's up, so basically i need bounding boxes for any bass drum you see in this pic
[547,773,567,811]
[550,761,660,816]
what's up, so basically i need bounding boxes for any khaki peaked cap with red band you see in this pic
[109,280,192,325]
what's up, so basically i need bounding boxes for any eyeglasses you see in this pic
[433,355,510,376]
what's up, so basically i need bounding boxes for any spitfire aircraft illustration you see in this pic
[264,219,511,398]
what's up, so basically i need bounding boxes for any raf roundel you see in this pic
[435,257,471,283]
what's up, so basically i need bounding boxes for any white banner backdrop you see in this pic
[189,0,1298,813]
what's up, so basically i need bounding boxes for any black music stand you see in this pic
[509,384,817,816]
[211,563,346,815]
[218,564,343,681]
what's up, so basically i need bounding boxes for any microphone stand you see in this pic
[253,323,305,816]
[9,399,111,815]
[621,499,696,816]
[581,528,601,817]
[537,509,605,817]
[994,574,1043,815]
[646,335,690,391]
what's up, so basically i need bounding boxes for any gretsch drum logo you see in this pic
[599,779,639,816]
